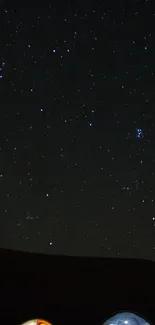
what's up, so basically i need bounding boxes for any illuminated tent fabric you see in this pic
[21,320,52,325]
[103,312,150,325]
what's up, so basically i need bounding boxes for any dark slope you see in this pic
[0,248,154,325]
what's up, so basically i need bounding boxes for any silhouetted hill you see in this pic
[0,248,154,325]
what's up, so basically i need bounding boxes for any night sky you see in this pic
[1,0,155,260]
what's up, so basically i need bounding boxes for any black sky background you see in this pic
[1,0,155,260]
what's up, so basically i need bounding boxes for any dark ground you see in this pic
[0,249,154,325]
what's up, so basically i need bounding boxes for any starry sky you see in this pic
[1,0,155,260]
